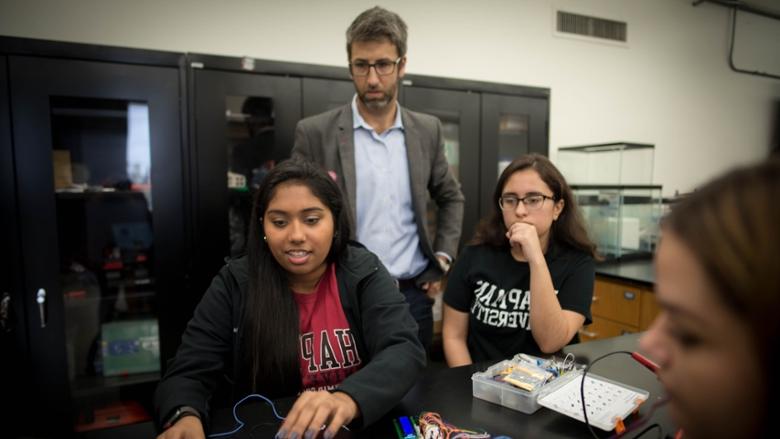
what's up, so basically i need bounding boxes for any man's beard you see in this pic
[358,85,396,110]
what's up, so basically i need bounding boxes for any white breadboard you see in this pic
[537,371,648,431]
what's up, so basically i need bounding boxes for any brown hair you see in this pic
[346,6,408,60]
[663,157,780,433]
[472,153,597,258]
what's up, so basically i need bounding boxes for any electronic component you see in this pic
[393,415,418,439]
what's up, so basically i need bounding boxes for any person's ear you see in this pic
[553,199,564,220]
[398,56,407,78]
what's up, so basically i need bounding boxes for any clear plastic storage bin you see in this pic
[472,354,580,414]
[472,354,585,414]
[472,360,545,414]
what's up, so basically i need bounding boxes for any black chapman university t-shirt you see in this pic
[443,242,594,361]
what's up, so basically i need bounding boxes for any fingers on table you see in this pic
[277,391,354,439]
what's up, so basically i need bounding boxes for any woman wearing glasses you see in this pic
[442,154,597,366]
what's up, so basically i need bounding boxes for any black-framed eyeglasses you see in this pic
[349,57,402,76]
[498,194,555,211]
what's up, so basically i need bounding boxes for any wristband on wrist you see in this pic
[163,405,200,430]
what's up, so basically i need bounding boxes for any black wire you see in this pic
[728,6,780,80]
[580,350,633,439]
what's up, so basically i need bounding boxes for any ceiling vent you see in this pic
[556,11,627,43]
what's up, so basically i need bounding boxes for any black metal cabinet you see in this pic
[400,85,480,245]
[5,53,186,436]
[480,93,549,217]
[0,38,551,437]
[188,60,301,304]
[0,54,33,438]
[302,77,355,118]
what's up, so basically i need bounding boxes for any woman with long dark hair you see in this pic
[443,154,597,365]
[640,158,780,439]
[155,158,425,439]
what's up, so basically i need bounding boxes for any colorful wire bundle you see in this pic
[417,411,491,439]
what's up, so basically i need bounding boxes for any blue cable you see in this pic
[208,393,285,438]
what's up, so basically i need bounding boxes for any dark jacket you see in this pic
[155,243,425,431]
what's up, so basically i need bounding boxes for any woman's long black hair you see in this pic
[242,157,351,396]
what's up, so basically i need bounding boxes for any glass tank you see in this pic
[573,185,663,260]
[557,142,654,186]
[557,142,661,259]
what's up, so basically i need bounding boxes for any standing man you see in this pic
[292,6,464,352]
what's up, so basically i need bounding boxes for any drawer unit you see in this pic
[580,276,658,342]
[579,316,639,343]
[590,279,642,327]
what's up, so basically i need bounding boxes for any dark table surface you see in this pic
[210,334,674,438]
[595,258,655,286]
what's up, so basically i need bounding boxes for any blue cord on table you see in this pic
[208,393,285,438]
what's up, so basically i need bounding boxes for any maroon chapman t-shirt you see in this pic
[294,263,362,391]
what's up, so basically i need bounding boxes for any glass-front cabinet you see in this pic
[480,93,549,217]
[400,85,480,248]
[189,60,301,306]
[7,55,185,436]
[302,77,355,118]
[1,39,554,437]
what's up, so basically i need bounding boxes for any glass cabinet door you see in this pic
[400,86,480,335]
[480,93,548,217]
[52,97,159,420]
[225,95,277,256]
[190,68,300,304]
[400,86,480,248]
[302,77,355,118]
[9,56,184,435]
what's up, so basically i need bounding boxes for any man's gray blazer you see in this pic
[291,103,465,282]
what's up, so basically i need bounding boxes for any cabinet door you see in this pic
[9,56,185,435]
[591,278,642,327]
[480,94,548,217]
[639,289,660,330]
[401,86,480,248]
[302,77,355,118]
[0,54,32,437]
[190,69,300,306]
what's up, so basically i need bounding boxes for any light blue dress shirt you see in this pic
[352,95,428,280]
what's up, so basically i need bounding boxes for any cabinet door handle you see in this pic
[623,291,636,300]
[579,329,598,338]
[1,292,10,332]
[591,296,599,303]
[36,288,47,328]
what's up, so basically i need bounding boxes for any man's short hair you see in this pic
[346,6,408,60]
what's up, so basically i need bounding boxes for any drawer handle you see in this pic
[623,291,636,300]
[579,329,598,338]
[36,288,47,328]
